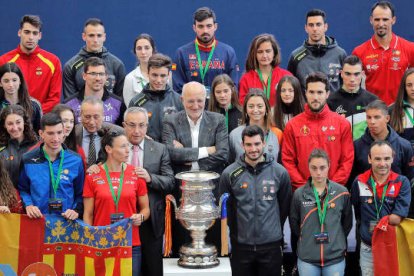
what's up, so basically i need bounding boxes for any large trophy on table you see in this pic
[165,171,228,268]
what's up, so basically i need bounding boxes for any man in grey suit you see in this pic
[162,81,229,256]
[75,97,123,167]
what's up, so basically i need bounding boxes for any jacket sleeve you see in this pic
[392,176,411,218]
[73,159,85,214]
[113,62,126,98]
[115,102,127,126]
[172,49,188,94]
[63,61,77,100]
[199,116,229,171]
[219,169,231,196]
[341,192,353,237]
[277,169,292,226]
[42,58,62,113]
[17,161,33,207]
[289,190,301,238]
[331,120,354,185]
[287,54,297,76]
[123,73,135,106]
[147,145,175,194]
[281,123,307,189]
[401,143,414,182]
[350,178,361,222]
[238,74,249,106]
[226,48,239,88]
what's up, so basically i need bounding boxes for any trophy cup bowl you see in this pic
[167,170,226,268]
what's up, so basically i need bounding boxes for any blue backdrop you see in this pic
[0,0,412,72]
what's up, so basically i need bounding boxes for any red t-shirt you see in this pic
[83,164,147,246]
[239,67,292,106]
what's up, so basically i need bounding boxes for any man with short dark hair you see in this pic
[327,55,378,140]
[282,72,354,190]
[64,56,125,125]
[63,18,126,99]
[351,140,411,275]
[0,15,62,113]
[18,112,84,219]
[351,99,414,182]
[129,53,183,141]
[353,1,414,105]
[172,7,239,94]
[287,9,346,92]
[220,125,292,276]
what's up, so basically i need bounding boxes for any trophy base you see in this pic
[178,243,220,269]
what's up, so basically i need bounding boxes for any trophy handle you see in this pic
[166,194,178,215]
[218,193,229,218]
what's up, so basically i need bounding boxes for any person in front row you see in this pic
[83,129,150,276]
[18,112,84,219]
[290,148,352,276]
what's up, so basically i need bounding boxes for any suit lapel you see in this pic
[198,112,212,147]
[178,112,193,147]
[143,138,153,168]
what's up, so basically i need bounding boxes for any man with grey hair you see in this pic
[75,96,123,167]
[162,81,229,256]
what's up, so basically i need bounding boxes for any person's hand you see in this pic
[26,205,43,219]
[130,213,144,226]
[0,206,10,214]
[173,140,183,148]
[389,214,402,226]
[62,209,79,220]
[207,146,216,155]
[134,167,151,183]
[87,164,100,174]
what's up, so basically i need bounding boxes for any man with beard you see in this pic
[282,72,354,191]
[219,125,292,276]
[353,1,414,105]
[172,7,239,94]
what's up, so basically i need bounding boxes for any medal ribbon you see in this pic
[195,40,216,83]
[403,107,414,125]
[257,68,273,100]
[225,104,232,129]
[370,177,389,221]
[312,182,330,226]
[44,148,65,198]
[104,163,125,213]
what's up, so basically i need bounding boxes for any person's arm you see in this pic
[350,178,361,222]
[331,120,354,185]
[113,61,126,98]
[402,143,414,182]
[123,73,135,106]
[277,169,293,226]
[227,48,239,88]
[289,190,301,237]
[390,176,412,225]
[172,49,187,93]
[83,197,94,225]
[238,74,249,106]
[42,58,62,113]
[342,192,353,237]
[70,159,85,218]
[63,61,78,100]
[145,146,175,194]
[281,123,307,189]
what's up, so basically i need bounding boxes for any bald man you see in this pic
[162,81,229,256]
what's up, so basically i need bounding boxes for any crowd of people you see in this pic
[0,1,413,276]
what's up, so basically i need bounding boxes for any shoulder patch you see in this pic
[72,59,85,71]
[133,94,149,107]
[0,146,5,152]
[293,48,308,62]
[230,166,245,183]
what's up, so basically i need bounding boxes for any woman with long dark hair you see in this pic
[273,75,305,131]
[0,160,22,213]
[123,34,157,106]
[0,105,37,187]
[0,62,42,132]
[208,74,242,133]
[83,129,150,276]
[239,33,291,106]
[390,68,414,145]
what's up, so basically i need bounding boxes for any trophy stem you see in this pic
[190,230,207,249]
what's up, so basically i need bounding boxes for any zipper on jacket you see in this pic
[253,168,257,251]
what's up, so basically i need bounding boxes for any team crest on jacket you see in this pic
[300,125,310,135]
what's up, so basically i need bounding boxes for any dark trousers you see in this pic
[132,246,142,276]
[230,241,282,276]
[139,221,163,276]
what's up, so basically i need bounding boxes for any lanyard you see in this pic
[370,177,389,221]
[195,40,216,83]
[44,148,65,198]
[225,104,232,129]
[312,182,330,226]
[256,68,273,100]
[403,107,414,125]
[103,163,125,213]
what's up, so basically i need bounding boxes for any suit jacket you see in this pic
[162,110,229,175]
[142,138,175,238]
[75,122,124,164]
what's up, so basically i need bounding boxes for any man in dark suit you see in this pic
[75,97,123,167]
[123,107,175,276]
[162,81,229,256]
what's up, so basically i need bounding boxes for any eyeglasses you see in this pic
[124,121,148,130]
[85,72,107,78]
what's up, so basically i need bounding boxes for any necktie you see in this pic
[131,145,140,167]
[88,134,96,167]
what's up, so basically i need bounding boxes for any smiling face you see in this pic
[18,23,41,54]
[105,135,130,164]
[39,123,64,152]
[369,144,393,179]
[149,66,169,91]
[193,17,217,44]
[5,113,24,142]
[242,134,265,162]
[135,38,153,64]
[182,83,206,122]
[60,110,75,137]
[246,96,266,125]
[83,65,107,93]
[0,72,21,97]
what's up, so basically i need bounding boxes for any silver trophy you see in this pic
[166,170,227,268]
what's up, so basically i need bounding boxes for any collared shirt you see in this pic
[81,127,101,161]
[186,113,208,170]
[128,140,145,166]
